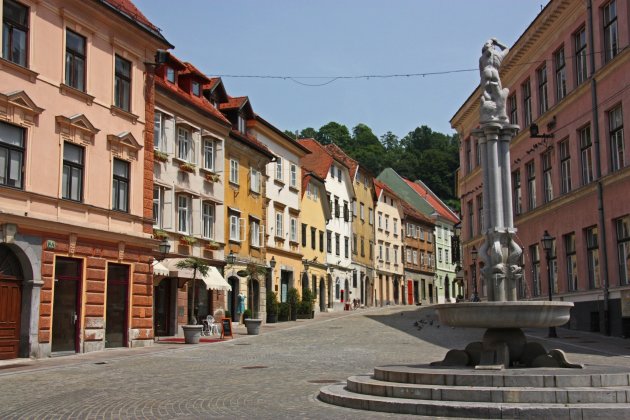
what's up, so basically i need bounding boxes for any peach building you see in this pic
[0,0,170,359]
[452,0,630,336]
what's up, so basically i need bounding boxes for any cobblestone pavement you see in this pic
[1,305,630,419]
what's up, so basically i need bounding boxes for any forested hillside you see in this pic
[285,123,460,212]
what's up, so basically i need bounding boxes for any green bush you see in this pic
[288,288,300,321]
[224,310,231,319]
[266,290,279,315]
[278,302,290,321]
[243,308,252,319]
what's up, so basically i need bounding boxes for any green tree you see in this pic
[299,127,318,139]
[175,257,210,325]
[316,122,352,148]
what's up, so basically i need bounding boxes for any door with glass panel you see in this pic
[106,264,129,348]
[52,258,82,353]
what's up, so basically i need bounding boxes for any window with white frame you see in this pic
[250,219,260,247]
[275,157,283,181]
[559,139,572,194]
[378,243,383,260]
[202,202,215,239]
[154,112,163,151]
[250,168,261,193]
[369,208,374,225]
[275,211,283,238]
[165,66,175,83]
[393,247,398,264]
[177,126,192,161]
[360,203,365,220]
[526,160,536,211]
[616,216,630,285]
[575,27,588,86]
[542,150,553,203]
[406,248,412,263]
[385,245,390,262]
[289,163,297,188]
[237,114,246,133]
[378,212,383,229]
[229,214,240,241]
[229,158,239,184]
[609,105,624,172]
[565,232,578,291]
[153,186,162,228]
[393,219,398,235]
[385,215,389,231]
[438,248,443,263]
[191,81,200,96]
[413,250,418,265]
[554,46,567,102]
[177,195,190,234]
[580,125,594,185]
[203,139,215,171]
[586,226,600,289]
[290,217,298,242]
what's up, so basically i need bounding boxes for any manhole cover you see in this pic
[0,364,29,370]
[308,379,340,384]
[234,343,251,346]
[242,365,268,369]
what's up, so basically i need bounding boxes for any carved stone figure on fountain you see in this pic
[479,38,509,124]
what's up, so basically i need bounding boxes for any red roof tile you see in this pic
[229,130,275,160]
[298,139,334,180]
[403,178,459,224]
[103,0,158,31]
[181,62,211,83]
[219,96,248,111]
[324,143,358,180]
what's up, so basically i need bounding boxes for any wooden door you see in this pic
[0,246,23,360]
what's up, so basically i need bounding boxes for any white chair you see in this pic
[202,315,219,336]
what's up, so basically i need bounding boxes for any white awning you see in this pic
[162,258,232,291]
[152,260,169,277]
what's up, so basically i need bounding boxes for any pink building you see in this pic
[452,0,630,336]
[0,0,170,359]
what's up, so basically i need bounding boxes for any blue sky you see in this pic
[135,0,547,139]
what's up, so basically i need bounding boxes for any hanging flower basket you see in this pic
[154,150,169,163]
[179,162,196,173]
[205,173,221,183]
[153,229,169,240]
[179,235,197,246]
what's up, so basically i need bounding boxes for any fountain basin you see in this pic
[436,301,573,329]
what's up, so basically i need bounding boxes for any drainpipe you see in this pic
[586,0,611,336]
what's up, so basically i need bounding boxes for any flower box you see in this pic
[153,229,169,240]
[205,173,221,183]
[154,150,169,163]
[179,235,197,246]
[179,162,196,173]
[206,241,221,250]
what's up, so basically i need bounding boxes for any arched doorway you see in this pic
[335,278,341,302]
[393,277,400,304]
[301,272,308,296]
[227,276,239,322]
[327,275,333,309]
[248,278,260,318]
[0,245,23,359]
[319,278,326,312]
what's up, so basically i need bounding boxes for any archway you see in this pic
[0,245,24,359]
[319,278,326,312]
[227,276,239,321]
[327,275,333,308]
[335,278,341,302]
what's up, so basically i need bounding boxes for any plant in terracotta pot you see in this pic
[175,257,209,344]
[179,235,197,246]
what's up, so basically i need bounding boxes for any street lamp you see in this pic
[541,230,557,338]
[302,258,310,272]
[269,256,276,270]
[157,238,171,261]
[471,246,479,302]
[226,250,236,266]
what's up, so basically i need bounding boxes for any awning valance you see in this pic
[162,258,232,291]
[152,260,169,277]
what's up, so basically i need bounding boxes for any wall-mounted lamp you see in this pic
[226,250,236,266]
[157,238,171,261]
[529,123,554,140]
[269,256,276,270]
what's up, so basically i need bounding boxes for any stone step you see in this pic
[347,375,630,404]
[374,364,630,388]
[319,383,630,419]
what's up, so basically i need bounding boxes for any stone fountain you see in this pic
[318,39,630,418]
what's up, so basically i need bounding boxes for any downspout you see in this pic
[586,0,611,335]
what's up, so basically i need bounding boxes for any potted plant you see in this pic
[179,162,196,173]
[288,287,299,321]
[175,257,209,344]
[154,149,169,163]
[153,229,169,240]
[179,235,197,246]
[206,240,221,250]
[302,288,315,319]
[242,262,266,335]
[266,290,279,323]
[278,302,290,322]
[205,173,221,183]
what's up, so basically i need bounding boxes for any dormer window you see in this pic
[166,67,175,83]
[237,114,246,133]
[191,81,200,96]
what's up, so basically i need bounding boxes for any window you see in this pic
[412,250,418,265]
[301,224,307,247]
[112,158,129,212]
[344,236,349,258]
[165,66,175,83]
[476,139,481,167]
[609,106,624,172]
[542,150,553,203]
[438,248,443,263]
[330,164,335,178]
[250,168,261,193]
[229,159,239,184]
[522,79,532,127]
[579,125,594,185]
[191,81,200,96]
[369,240,373,259]
[326,230,332,253]
[352,200,357,218]
[378,212,383,229]
[177,195,190,234]
[465,138,472,173]
[275,212,283,238]
[549,238,558,294]
[290,217,298,242]
[62,142,84,201]
[603,0,618,63]
[199,202,214,239]
[114,55,131,111]
[530,244,541,296]
[334,197,340,218]
[152,186,163,227]
[393,219,398,235]
[369,208,374,225]
[275,157,283,181]
[586,226,600,289]
[310,227,316,249]
[319,231,324,252]
[0,122,23,189]
[476,194,483,234]
[360,236,365,257]
[336,166,341,182]
[203,139,215,171]
[289,163,297,188]
[352,234,357,254]
[335,233,340,256]
[537,65,548,115]
[360,203,365,220]
[616,216,630,285]
[526,161,536,211]
[393,247,398,264]
[65,29,86,91]
[574,27,588,86]
[512,169,521,217]
[250,219,260,247]
[559,139,572,194]
[343,201,349,222]
[237,114,246,133]
[2,0,28,66]
[229,215,240,241]
[154,112,163,151]
[554,47,567,101]
[467,200,474,237]
[565,233,578,291]
[177,127,191,161]
[508,94,518,126]
[385,245,390,262]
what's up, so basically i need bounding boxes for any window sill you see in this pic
[110,105,139,124]
[274,178,285,187]
[0,57,38,82]
[274,236,285,242]
[250,244,261,250]
[199,167,217,175]
[289,240,299,246]
[59,83,95,105]
[229,239,242,244]
[288,185,299,193]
